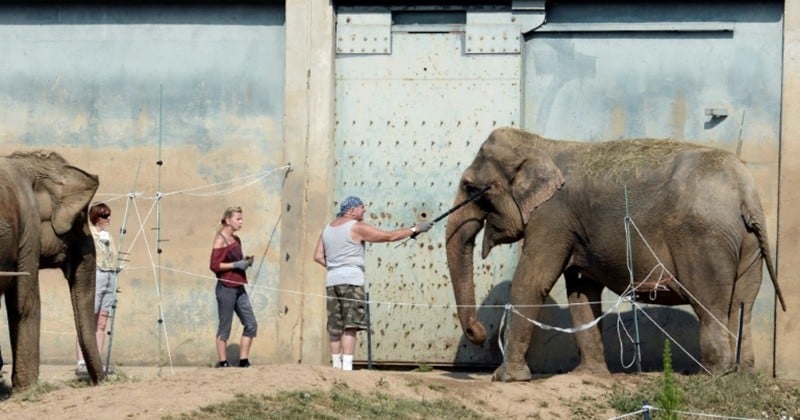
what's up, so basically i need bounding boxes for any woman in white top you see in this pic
[76,202,118,375]
[313,196,432,370]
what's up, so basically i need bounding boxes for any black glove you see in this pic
[232,259,249,271]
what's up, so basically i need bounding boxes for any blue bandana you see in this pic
[337,196,364,217]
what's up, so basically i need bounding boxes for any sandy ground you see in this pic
[0,363,635,419]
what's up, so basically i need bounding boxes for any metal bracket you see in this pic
[465,1,546,55]
[336,10,392,55]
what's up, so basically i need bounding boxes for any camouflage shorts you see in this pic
[326,284,368,337]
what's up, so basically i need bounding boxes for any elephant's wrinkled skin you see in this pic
[445,127,786,382]
[0,151,103,389]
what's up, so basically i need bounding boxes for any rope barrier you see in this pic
[21,164,736,390]
[631,301,711,374]
[607,403,763,420]
[626,218,736,340]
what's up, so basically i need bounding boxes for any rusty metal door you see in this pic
[333,8,522,366]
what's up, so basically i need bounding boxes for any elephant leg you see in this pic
[668,238,737,374]
[493,239,569,382]
[728,241,764,372]
[565,269,608,373]
[6,270,41,389]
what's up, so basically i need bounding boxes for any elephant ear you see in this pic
[511,154,564,224]
[44,166,99,235]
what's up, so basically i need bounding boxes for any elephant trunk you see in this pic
[446,192,487,345]
[67,229,104,384]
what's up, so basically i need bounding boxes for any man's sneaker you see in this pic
[238,359,251,368]
[214,361,229,368]
[75,361,88,375]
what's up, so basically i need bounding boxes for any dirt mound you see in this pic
[1,364,633,419]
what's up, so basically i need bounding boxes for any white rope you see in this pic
[510,292,627,333]
[615,303,638,369]
[641,405,761,420]
[132,198,175,374]
[632,301,711,374]
[627,219,735,340]
[605,408,649,420]
[667,409,759,419]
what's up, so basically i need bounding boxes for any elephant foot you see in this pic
[492,362,532,382]
[573,360,609,375]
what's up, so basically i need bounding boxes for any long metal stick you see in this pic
[395,185,490,247]
[429,186,491,225]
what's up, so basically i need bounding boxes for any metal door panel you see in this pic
[335,30,520,365]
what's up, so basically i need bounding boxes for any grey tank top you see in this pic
[322,220,366,286]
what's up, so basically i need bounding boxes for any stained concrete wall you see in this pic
[0,5,287,366]
[0,1,797,379]
[776,0,800,380]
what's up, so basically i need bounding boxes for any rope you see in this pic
[615,303,638,369]
[627,219,735,340]
[632,301,711,374]
[131,197,175,374]
[510,295,626,334]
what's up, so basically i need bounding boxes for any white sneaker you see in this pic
[75,361,88,375]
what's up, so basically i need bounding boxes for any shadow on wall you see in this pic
[453,280,701,374]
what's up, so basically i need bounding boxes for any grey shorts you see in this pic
[95,270,115,314]
[326,284,367,337]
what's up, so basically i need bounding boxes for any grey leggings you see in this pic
[215,282,258,340]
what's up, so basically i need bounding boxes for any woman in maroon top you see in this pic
[209,206,257,368]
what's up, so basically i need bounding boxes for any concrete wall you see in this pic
[0,1,797,378]
[0,5,287,366]
[777,0,800,380]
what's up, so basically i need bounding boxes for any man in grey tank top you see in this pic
[314,196,432,370]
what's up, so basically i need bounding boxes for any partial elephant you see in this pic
[0,150,104,389]
[445,127,786,381]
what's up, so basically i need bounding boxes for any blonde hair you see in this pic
[216,206,243,234]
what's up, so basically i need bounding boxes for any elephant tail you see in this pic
[742,196,787,311]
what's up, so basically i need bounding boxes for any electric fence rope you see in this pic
[632,300,711,374]
[131,193,175,373]
[610,404,763,420]
[626,218,737,340]
[24,164,736,379]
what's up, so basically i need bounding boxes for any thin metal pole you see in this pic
[365,292,372,370]
[104,160,141,374]
[156,84,166,374]
[624,186,643,372]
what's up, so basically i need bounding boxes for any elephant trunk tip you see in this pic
[465,321,487,345]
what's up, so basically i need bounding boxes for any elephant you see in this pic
[445,127,786,381]
[0,150,104,389]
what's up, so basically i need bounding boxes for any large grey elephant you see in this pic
[445,127,786,381]
[0,151,104,389]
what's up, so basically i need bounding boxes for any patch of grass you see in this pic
[68,366,137,388]
[167,383,485,419]
[16,381,60,402]
[428,383,446,392]
[655,340,683,420]
[405,378,422,388]
[608,372,800,418]
[414,363,434,373]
